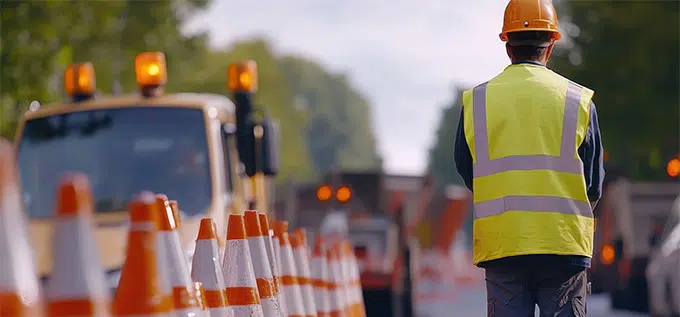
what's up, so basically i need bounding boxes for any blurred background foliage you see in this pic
[0,0,382,182]
[428,0,679,182]
[2,1,678,182]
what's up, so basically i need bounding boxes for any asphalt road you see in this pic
[414,280,650,317]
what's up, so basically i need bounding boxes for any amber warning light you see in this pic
[317,185,332,201]
[667,157,680,178]
[600,244,615,265]
[227,60,258,93]
[64,62,96,97]
[336,185,352,204]
[135,51,167,97]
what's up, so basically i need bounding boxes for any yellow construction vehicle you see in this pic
[13,52,280,287]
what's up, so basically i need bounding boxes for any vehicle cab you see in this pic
[13,52,270,287]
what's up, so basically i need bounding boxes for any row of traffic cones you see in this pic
[0,139,366,317]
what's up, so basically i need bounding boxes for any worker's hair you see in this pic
[506,31,552,62]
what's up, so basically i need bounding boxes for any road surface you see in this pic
[415,279,649,317]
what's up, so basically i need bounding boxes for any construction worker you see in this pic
[453,0,605,315]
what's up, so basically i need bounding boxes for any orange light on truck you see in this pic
[135,51,167,87]
[336,185,352,204]
[64,62,96,96]
[666,158,680,178]
[227,60,258,93]
[317,185,332,201]
[601,243,615,265]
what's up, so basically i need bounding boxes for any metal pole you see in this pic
[252,124,267,213]
[225,124,246,214]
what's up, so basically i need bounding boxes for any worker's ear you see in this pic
[505,43,514,61]
[544,42,555,64]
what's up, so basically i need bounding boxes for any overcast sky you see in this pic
[185,0,511,175]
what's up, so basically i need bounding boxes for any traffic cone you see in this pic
[221,214,264,317]
[44,173,111,317]
[156,194,202,317]
[169,200,193,271]
[309,235,331,317]
[0,139,44,317]
[340,241,365,317]
[257,213,288,316]
[191,218,233,317]
[271,222,284,290]
[193,282,209,317]
[244,211,285,317]
[112,191,173,317]
[291,229,317,317]
[326,246,347,317]
[273,221,306,317]
[169,200,181,228]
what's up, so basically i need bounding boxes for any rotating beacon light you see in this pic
[227,60,258,94]
[135,51,167,98]
[64,62,96,102]
[227,60,259,177]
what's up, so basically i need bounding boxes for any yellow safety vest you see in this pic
[462,63,595,265]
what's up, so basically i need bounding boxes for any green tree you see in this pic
[0,0,210,139]
[427,87,466,188]
[174,39,316,182]
[550,1,680,180]
[277,56,381,173]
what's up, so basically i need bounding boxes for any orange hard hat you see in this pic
[500,0,561,43]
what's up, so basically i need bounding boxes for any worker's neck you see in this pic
[511,59,546,66]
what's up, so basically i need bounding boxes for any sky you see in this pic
[185,0,512,175]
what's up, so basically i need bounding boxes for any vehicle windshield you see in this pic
[17,106,212,218]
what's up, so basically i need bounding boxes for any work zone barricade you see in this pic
[0,154,369,317]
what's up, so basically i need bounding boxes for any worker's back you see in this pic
[480,64,580,153]
[461,61,595,265]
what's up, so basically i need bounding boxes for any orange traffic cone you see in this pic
[193,282,209,317]
[168,200,181,228]
[309,235,331,317]
[257,213,288,316]
[271,222,284,291]
[340,241,365,317]
[326,246,347,317]
[45,174,111,317]
[221,214,263,316]
[191,218,233,317]
[0,139,44,317]
[244,211,285,317]
[273,221,306,317]
[155,195,202,316]
[291,229,317,317]
[112,191,173,317]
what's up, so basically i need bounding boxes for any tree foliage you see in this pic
[0,2,380,182]
[428,1,680,182]
[277,56,382,173]
[178,40,316,181]
[427,88,466,189]
[550,1,680,180]
[1,0,209,137]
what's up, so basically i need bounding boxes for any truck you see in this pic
[588,167,679,313]
[12,53,279,287]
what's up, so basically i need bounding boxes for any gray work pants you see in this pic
[485,265,590,316]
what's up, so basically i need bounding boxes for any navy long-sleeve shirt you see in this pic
[455,65,605,269]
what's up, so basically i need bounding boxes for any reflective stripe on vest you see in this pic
[472,81,593,219]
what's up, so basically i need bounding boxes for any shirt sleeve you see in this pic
[577,101,605,202]
[454,109,474,192]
